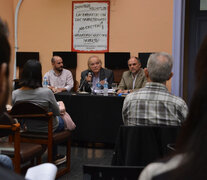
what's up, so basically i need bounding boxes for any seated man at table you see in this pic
[122,52,188,126]
[43,55,74,93]
[117,57,146,94]
[79,55,114,92]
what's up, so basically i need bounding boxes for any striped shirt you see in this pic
[122,82,188,126]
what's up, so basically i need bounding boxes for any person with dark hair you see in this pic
[0,17,13,170]
[12,59,66,164]
[139,36,207,180]
[44,56,74,93]
[12,60,61,132]
[117,57,146,94]
[19,59,43,89]
[0,17,25,179]
[0,18,10,113]
[122,52,188,126]
[80,55,114,92]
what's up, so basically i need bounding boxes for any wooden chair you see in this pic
[9,101,71,177]
[0,112,44,174]
[83,164,144,180]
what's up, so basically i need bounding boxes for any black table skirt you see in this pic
[55,92,125,144]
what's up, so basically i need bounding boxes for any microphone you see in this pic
[88,71,93,77]
[78,71,93,92]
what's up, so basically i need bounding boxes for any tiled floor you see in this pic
[57,145,114,180]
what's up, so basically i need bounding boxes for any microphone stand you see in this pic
[77,77,87,92]
[77,72,92,93]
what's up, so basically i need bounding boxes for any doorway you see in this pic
[184,0,207,103]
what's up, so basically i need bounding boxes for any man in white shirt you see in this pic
[44,56,74,93]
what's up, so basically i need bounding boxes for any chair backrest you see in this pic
[10,101,47,115]
[112,68,128,83]
[111,125,180,166]
[9,101,53,133]
[83,164,144,180]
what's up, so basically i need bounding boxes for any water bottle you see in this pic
[43,77,48,88]
[95,81,101,94]
[96,81,101,89]
[103,78,108,96]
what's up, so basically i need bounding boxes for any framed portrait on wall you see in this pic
[72,1,110,52]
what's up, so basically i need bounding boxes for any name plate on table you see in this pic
[94,89,115,94]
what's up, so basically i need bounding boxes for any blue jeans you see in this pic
[53,116,65,159]
[0,155,13,170]
[55,116,65,133]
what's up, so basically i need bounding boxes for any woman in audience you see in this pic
[12,59,65,164]
[139,35,207,180]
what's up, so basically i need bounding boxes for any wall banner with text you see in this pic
[72,1,110,52]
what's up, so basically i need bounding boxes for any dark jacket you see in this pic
[80,68,114,92]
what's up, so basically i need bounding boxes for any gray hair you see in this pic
[147,52,173,83]
[87,55,102,69]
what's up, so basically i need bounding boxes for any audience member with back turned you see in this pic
[0,17,24,179]
[139,35,207,180]
[122,52,188,126]
[79,55,114,92]
[44,55,74,93]
[117,56,147,94]
[12,60,66,164]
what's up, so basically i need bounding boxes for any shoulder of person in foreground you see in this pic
[139,155,183,180]
[35,87,55,98]
[12,89,22,104]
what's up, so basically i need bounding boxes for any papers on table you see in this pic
[94,89,115,94]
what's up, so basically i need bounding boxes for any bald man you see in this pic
[44,56,74,93]
[117,57,146,94]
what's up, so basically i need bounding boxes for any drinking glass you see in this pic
[111,83,117,93]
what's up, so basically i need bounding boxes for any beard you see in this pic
[56,67,63,72]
